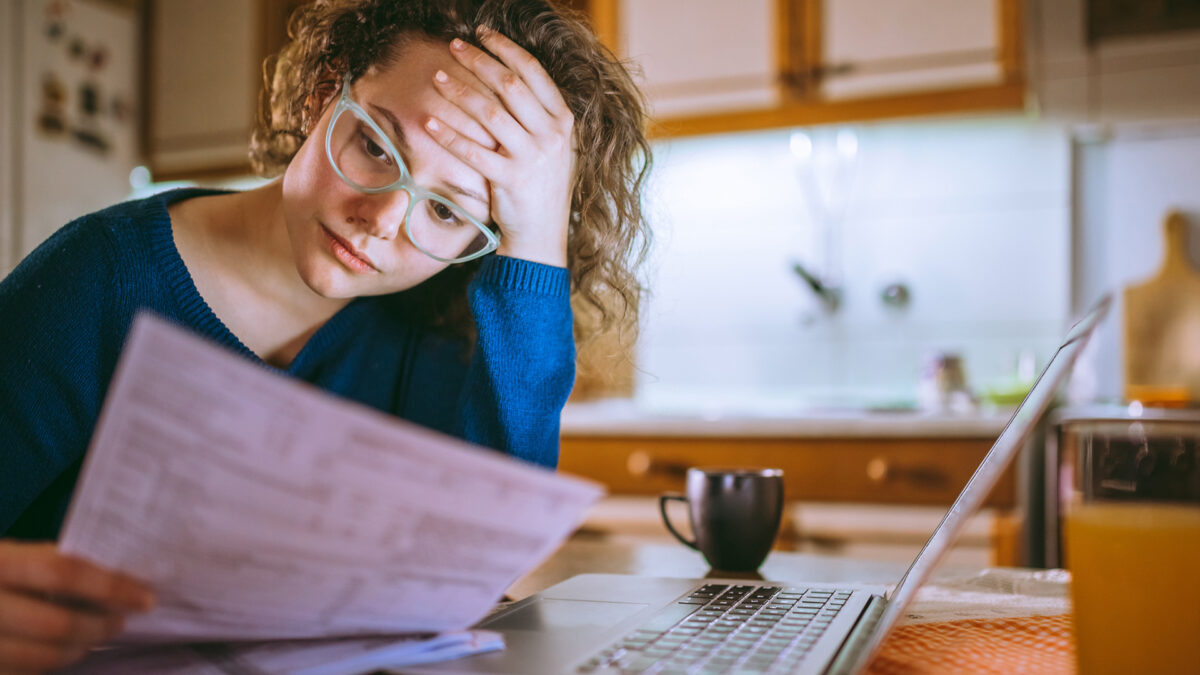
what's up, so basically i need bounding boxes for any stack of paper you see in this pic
[63,631,504,674]
[58,313,603,672]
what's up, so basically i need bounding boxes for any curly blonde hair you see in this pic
[250,0,651,345]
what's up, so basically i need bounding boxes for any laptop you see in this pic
[409,296,1110,675]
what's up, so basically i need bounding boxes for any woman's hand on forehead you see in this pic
[424,26,575,268]
[422,59,499,151]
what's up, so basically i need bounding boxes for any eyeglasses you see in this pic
[324,74,499,264]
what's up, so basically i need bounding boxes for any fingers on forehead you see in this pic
[443,57,498,102]
[472,30,572,118]
[429,95,498,150]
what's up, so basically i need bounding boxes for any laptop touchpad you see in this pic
[484,598,649,631]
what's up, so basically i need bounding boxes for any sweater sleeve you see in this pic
[0,217,121,537]
[453,255,575,468]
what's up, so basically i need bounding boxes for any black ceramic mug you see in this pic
[659,467,785,572]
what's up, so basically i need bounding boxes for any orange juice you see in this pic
[1066,502,1200,675]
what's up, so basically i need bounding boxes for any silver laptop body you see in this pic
[409,296,1109,675]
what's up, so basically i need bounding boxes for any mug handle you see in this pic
[658,493,698,550]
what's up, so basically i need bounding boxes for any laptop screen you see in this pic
[851,294,1112,669]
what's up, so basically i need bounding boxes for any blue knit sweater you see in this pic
[0,188,575,539]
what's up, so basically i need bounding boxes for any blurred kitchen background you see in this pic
[3,0,1199,568]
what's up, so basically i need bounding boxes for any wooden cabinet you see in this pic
[562,433,1025,565]
[560,435,1015,508]
[143,0,302,179]
[144,0,260,178]
[810,0,1014,100]
[585,0,1025,138]
[0,1,15,275]
[618,0,782,119]
[143,0,1028,176]
[1029,0,1200,124]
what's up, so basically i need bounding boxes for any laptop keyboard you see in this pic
[576,584,853,674]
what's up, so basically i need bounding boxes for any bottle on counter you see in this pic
[917,351,976,414]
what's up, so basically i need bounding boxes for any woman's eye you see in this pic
[431,202,464,226]
[359,130,391,164]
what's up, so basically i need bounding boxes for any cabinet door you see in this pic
[146,0,262,177]
[560,436,1016,508]
[0,1,14,275]
[815,0,1007,100]
[617,0,782,118]
[1031,0,1200,123]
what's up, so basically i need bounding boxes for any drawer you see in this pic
[560,436,1015,508]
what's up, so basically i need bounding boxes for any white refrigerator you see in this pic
[1,0,140,277]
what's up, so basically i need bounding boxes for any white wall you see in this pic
[1073,123,1200,401]
[636,115,1073,409]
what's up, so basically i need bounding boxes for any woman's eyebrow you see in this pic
[368,103,490,209]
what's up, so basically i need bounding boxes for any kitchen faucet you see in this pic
[791,260,841,313]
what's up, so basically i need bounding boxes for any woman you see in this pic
[0,0,650,670]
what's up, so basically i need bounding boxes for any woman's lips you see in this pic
[320,225,378,273]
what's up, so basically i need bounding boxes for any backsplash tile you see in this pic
[637,116,1072,406]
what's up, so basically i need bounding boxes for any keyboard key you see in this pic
[578,587,862,674]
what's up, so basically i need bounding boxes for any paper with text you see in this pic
[59,313,603,642]
[62,630,504,674]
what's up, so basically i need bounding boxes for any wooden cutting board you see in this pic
[1123,211,1200,405]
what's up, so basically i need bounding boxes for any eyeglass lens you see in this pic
[328,108,490,261]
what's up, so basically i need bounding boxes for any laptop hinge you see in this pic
[824,596,887,675]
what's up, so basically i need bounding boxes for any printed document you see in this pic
[58,312,603,645]
[62,630,504,674]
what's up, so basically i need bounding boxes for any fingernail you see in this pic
[434,69,449,83]
[425,118,440,132]
[451,38,467,50]
[476,25,491,38]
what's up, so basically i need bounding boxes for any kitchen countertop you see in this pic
[562,397,1016,438]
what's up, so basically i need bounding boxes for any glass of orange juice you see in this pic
[1062,418,1200,675]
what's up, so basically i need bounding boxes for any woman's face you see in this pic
[281,38,494,299]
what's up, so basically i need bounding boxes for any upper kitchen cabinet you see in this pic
[1029,0,1200,124]
[144,0,260,178]
[812,0,1018,100]
[596,0,1024,138]
[617,0,783,119]
[144,0,302,178]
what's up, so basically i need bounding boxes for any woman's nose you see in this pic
[349,189,410,241]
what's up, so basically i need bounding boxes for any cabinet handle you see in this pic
[866,457,949,489]
[781,62,855,88]
[866,457,890,484]
[627,451,689,481]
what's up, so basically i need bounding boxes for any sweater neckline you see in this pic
[146,187,372,374]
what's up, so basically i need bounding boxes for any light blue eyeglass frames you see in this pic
[324,74,499,264]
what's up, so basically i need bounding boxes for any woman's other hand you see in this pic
[428,27,577,268]
[0,541,154,673]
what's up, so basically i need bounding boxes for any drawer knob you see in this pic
[627,451,689,480]
[866,457,949,488]
[866,457,890,483]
